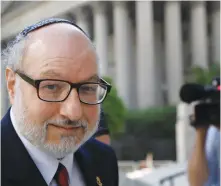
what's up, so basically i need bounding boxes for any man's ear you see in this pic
[5,68,16,104]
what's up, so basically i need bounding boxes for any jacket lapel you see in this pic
[75,145,96,186]
[1,108,48,186]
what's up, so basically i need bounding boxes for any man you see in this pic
[188,125,220,186]
[94,108,111,145]
[1,18,118,186]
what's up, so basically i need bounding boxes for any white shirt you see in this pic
[10,109,85,186]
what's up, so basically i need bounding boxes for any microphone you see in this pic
[179,83,218,104]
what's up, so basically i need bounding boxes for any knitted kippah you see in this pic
[14,17,88,43]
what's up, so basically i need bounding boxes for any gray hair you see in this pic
[1,34,27,71]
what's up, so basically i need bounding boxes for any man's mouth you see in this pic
[50,124,81,131]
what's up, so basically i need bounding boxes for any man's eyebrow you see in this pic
[40,70,62,78]
[83,74,100,82]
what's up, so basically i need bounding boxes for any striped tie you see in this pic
[54,163,69,186]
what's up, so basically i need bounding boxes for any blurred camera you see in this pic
[179,77,220,128]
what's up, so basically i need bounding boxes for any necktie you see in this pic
[54,163,69,186]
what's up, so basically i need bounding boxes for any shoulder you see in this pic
[206,126,220,149]
[205,126,220,160]
[82,138,119,184]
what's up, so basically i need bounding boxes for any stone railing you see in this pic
[118,161,188,186]
[118,160,175,173]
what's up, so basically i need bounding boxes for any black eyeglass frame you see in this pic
[15,71,112,105]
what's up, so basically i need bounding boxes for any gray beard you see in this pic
[13,82,99,159]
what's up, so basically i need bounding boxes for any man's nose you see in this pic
[59,89,83,121]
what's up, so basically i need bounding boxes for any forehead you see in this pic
[22,23,98,82]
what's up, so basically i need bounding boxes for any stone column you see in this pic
[154,22,164,105]
[164,1,184,104]
[136,1,160,109]
[190,1,208,68]
[211,1,220,63]
[176,103,196,163]
[75,6,90,36]
[93,2,109,76]
[113,1,132,108]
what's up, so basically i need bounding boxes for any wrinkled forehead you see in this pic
[21,24,98,78]
[24,23,95,61]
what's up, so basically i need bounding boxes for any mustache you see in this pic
[46,119,88,129]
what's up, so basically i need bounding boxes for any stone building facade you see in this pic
[1,1,220,113]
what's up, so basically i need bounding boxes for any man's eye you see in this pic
[81,86,96,92]
[45,85,57,90]
[42,84,58,90]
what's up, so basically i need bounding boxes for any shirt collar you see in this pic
[10,108,73,185]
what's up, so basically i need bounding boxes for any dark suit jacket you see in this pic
[1,109,119,186]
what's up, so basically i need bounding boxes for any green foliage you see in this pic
[186,63,220,85]
[125,106,176,139]
[102,76,127,136]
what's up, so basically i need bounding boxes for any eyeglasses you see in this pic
[15,71,112,105]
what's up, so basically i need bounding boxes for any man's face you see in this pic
[7,24,100,158]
